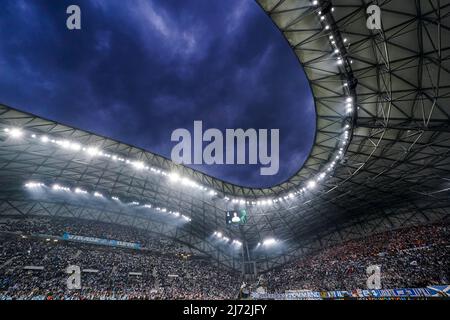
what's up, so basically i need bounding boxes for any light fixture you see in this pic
[74,188,87,195]
[307,180,317,189]
[8,128,23,138]
[132,161,145,170]
[86,147,99,156]
[25,182,45,188]
[262,238,277,246]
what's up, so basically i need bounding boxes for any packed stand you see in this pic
[0,218,240,300]
[264,223,449,292]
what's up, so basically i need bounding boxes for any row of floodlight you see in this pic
[212,231,242,247]
[24,181,191,222]
[256,238,278,248]
[4,127,216,200]
[212,232,279,249]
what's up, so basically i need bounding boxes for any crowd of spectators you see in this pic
[0,217,448,299]
[264,224,449,292]
[0,217,240,299]
[0,217,186,255]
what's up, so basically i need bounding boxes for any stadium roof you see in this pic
[0,0,449,272]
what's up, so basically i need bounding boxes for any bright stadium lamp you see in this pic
[86,147,99,156]
[132,161,145,170]
[9,128,23,138]
[74,188,87,195]
[307,180,317,189]
[70,143,81,151]
[25,182,45,189]
[168,172,180,182]
[262,238,277,246]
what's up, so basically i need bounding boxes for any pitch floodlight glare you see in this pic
[23,181,191,223]
[262,238,277,246]
[74,188,87,195]
[307,180,317,189]
[133,161,145,170]
[86,147,99,156]
[25,182,44,189]
[168,172,180,182]
[8,128,23,138]
[233,240,242,246]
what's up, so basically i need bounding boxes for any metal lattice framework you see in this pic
[0,0,449,272]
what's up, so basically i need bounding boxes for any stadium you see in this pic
[0,0,449,301]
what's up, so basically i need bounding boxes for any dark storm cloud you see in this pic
[0,0,315,188]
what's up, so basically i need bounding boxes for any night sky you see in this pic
[0,0,315,188]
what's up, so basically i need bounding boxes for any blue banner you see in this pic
[252,285,449,300]
[62,233,141,249]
